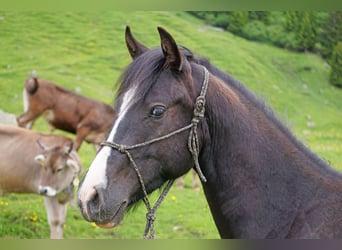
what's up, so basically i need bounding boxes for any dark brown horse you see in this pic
[78,26,342,239]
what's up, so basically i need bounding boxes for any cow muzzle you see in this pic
[39,185,57,196]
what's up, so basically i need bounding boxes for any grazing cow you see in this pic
[17,77,116,151]
[0,125,82,239]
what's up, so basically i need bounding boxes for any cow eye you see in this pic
[150,105,165,118]
[56,167,64,173]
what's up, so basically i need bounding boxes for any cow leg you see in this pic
[93,143,100,152]
[73,127,90,152]
[176,176,185,188]
[43,196,67,239]
[74,126,93,151]
[48,124,56,133]
[17,111,42,129]
[192,170,200,190]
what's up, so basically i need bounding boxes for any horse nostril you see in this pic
[87,185,106,216]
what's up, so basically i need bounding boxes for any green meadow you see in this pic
[0,11,341,239]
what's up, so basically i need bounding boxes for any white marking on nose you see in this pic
[78,86,137,214]
[39,185,57,197]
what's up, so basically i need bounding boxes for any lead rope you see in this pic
[121,149,175,239]
[188,67,209,183]
[100,66,209,239]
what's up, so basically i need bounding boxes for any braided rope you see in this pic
[100,66,210,239]
[188,67,209,183]
[101,140,175,239]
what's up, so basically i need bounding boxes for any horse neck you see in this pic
[199,73,342,238]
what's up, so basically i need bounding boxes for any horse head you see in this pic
[78,26,209,232]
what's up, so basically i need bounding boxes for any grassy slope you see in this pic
[0,11,341,239]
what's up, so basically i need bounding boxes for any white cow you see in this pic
[0,125,82,238]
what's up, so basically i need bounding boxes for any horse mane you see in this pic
[181,47,337,176]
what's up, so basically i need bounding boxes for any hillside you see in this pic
[0,11,341,239]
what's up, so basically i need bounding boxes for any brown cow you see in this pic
[17,77,115,151]
[0,125,82,239]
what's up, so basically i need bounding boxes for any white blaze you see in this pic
[78,86,137,208]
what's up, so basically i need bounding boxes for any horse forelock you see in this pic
[117,48,165,101]
[115,47,198,117]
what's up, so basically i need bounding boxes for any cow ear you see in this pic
[125,26,149,59]
[35,154,46,167]
[64,142,73,155]
[66,159,81,174]
[158,26,183,71]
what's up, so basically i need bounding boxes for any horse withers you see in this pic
[78,26,342,239]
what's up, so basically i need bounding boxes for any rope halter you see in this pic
[100,66,210,239]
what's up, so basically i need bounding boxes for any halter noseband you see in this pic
[100,66,209,239]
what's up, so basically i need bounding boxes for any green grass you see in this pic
[0,11,341,239]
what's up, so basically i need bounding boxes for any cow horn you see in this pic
[37,139,49,151]
[64,142,73,155]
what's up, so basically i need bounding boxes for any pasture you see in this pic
[0,11,341,238]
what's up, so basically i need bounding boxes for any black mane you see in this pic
[184,47,336,176]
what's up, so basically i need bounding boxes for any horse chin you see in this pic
[96,200,128,229]
[96,221,116,229]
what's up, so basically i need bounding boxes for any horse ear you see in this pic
[157,26,183,71]
[125,26,149,59]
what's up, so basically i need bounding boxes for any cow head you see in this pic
[35,139,82,197]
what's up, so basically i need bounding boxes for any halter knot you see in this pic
[118,145,127,153]
[194,96,206,118]
[191,117,200,124]
[146,212,156,222]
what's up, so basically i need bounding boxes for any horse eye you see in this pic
[150,105,165,118]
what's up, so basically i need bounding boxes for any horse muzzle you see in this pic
[78,185,128,227]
